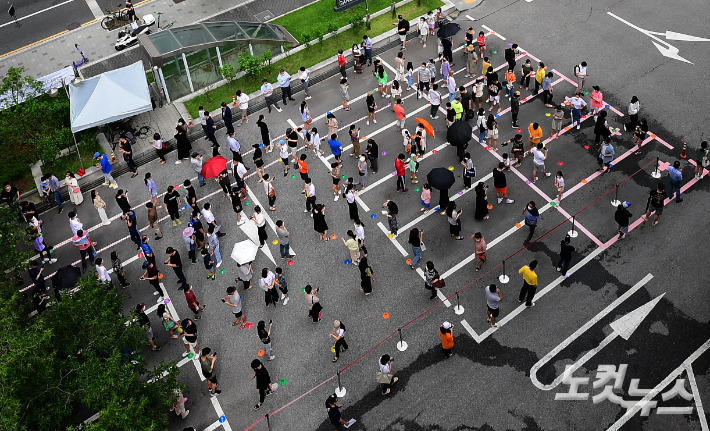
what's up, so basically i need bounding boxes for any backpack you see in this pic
[574,64,580,76]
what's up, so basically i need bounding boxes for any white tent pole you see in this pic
[72,132,85,170]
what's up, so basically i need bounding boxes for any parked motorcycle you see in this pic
[115,14,155,51]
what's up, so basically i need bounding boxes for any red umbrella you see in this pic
[200,155,228,179]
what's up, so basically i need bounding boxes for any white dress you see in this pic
[66,177,83,205]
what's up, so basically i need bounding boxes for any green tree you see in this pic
[0,273,182,430]
[0,67,45,140]
[219,64,237,89]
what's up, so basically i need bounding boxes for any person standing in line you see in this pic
[236,89,250,125]
[509,90,520,129]
[141,235,157,267]
[666,160,683,203]
[518,260,538,307]
[541,72,554,107]
[64,172,83,205]
[359,250,375,295]
[383,200,399,237]
[446,201,464,238]
[362,35,373,66]
[157,303,179,339]
[329,320,348,362]
[227,131,242,165]
[122,208,141,248]
[200,348,222,397]
[342,230,360,265]
[204,112,220,156]
[568,92,587,130]
[473,182,489,221]
[615,202,632,240]
[493,162,515,204]
[180,317,200,358]
[252,206,269,247]
[207,225,223,268]
[144,172,159,206]
[91,190,110,226]
[550,104,564,139]
[165,247,187,286]
[202,246,215,281]
[31,227,55,264]
[439,321,454,357]
[95,258,112,288]
[257,320,276,360]
[624,96,640,132]
[191,153,206,187]
[555,171,565,202]
[593,111,611,146]
[522,201,541,243]
[274,267,289,305]
[251,359,274,411]
[428,83,442,119]
[486,115,500,151]
[533,62,547,94]
[695,141,709,180]
[170,389,189,419]
[339,79,351,111]
[377,354,399,395]
[557,235,575,278]
[136,302,161,351]
[305,285,322,322]
[353,218,365,248]
[145,202,163,240]
[519,59,533,90]
[260,268,279,307]
[527,122,543,153]
[111,251,131,288]
[394,14,409,50]
[395,153,408,192]
[223,285,247,328]
[416,62,431,99]
[152,133,168,165]
[94,152,119,188]
[174,117,192,163]
[531,143,551,183]
[140,260,164,303]
[366,139,379,174]
[472,232,487,272]
[198,105,208,136]
[118,136,138,177]
[72,229,97,273]
[485,284,502,328]
[504,43,519,71]
[408,228,423,269]
[277,69,295,105]
[574,61,588,92]
[424,261,442,300]
[589,85,604,119]
[275,220,294,259]
[47,173,64,214]
[345,184,359,221]
[337,49,347,79]
[599,138,615,173]
[261,79,281,113]
[464,44,478,78]
[303,178,317,215]
[163,185,182,226]
[312,203,329,241]
[183,285,207,321]
[642,182,667,226]
[298,66,312,99]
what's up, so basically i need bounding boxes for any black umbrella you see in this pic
[427,167,456,191]
[437,22,461,39]
[447,120,472,148]
[51,265,81,290]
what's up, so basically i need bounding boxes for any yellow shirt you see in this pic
[535,68,546,84]
[519,266,538,286]
[528,124,543,143]
[345,238,359,251]
[482,61,492,75]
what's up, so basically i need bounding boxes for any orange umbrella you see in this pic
[414,118,435,138]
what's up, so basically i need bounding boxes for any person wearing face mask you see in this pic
[522,201,541,244]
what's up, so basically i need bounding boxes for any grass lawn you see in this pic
[183,0,443,116]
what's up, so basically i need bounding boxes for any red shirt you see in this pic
[395,158,406,176]
[184,289,197,307]
[477,35,486,46]
[393,104,405,120]
[337,55,346,67]
[298,159,308,174]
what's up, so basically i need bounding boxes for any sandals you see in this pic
[455,236,464,240]
[232,321,239,326]
[332,357,339,362]
[254,403,262,411]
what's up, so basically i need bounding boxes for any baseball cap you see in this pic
[442,321,452,329]
[622,201,631,208]
[93,152,101,158]
[142,261,150,269]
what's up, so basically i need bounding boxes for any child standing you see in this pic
[476,31,486,56]
[404,62,414,91]
[202,248,215,280]
[278,139,290,176]
[274,267,289,305]
[421,183,431,212]
[427,11,435,35]
[410,151,420,184]
[551,105,564,140]
[555,171,565,201]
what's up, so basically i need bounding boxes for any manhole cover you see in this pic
[66,22,81,30]
[254,10,273,22]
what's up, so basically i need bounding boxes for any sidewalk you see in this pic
[0,0,307,79]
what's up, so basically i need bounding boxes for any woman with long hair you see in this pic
[408,228,423,269]
[313,203,329,241]
[174,118,191,163]
[446,201,464,239]
[474,181,490,220]
[91,190,110,226]
[376,65,389,98]
[329,320,348,362]
[300,101,312,132]
[144,172,158,206]
[157,303,179,339]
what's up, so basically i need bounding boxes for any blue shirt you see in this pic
[100,154,112,174]
[542,77,552,91]
[126,210,138,229]
[667,166,682,182]
[363,38,372,50]
[261,83,273,95]
[524,208,540,226]
[49,175,61,191]
[328,138,342,156]
[140,242,153,256]
[277,72,291,88]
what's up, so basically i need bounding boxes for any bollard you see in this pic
[610,183,621,207]
[567,215,579,238]
[651,156,662,178]
[265,413,272,431]
[396,328,408,351]
[499,260,509,284]
[335,371,347,397]
[454,292,465,315]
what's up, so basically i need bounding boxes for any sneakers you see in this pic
[182,351,189,357]
[576,124,581,130]
[556,267,561,272]
[334,194,339,202]
[157,296,165,303]
[267,355,276,361]
[544,172,551,178]
[526,302,536,307]
[283,297,289,305]
[304,209,308,213]
[216,261,222,268]
[497,197,503,204]
[366,120,370,126]
[373,119,377,124]
[172,220,177,227]
[102,182,109,186]
[506,199,515,204]
[305,96,312,100]
[210,390,222,397]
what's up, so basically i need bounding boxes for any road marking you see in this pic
[606,338,710,430]
[0,30,68,58]
[460,318,482,342]
[686,364,709,431]
[0,0,75,29]
[84,0,105,20]
[481,25,506,40]
[414,267,451,306]
[378,57,398,75]
[529,274,656,390]
[465,14,476,21]
[376,221,408,256]
[210,396,233,431]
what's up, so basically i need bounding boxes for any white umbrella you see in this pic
[231,239,258,265]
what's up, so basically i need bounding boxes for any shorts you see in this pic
[304,118,312,125]
[487,129,499,139]
[300,172,309,181]
[241,108,248,117]
[475,95,485,104]
[552,120,562,131]
[183,337,197,351]
[368,106,375,113]
[421,200,430,208]
[333,177,340,185]
[145,326,154,340]
[533,162,545,172]
[399,34,406,42]
[396,118,406,128]
[203,373,217,384]
[281,157,289,165]
[255,159,264,168]
[233,310,243,318]
[488,95,500,104]
[651,206,663,216]
[557,186,564,193]
[617,224,629,234]
[487,305,499,317]
[494,186,507,195]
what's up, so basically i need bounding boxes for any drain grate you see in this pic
[254,10,273,22]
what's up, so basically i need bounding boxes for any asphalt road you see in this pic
[16,0,709,430]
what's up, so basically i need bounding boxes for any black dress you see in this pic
[313,209,328,234]
[475,188,489,219]
[175,125,191,160]
[359,258,372,294]
[257,120,270,147]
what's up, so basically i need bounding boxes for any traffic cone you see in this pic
[680,140,687,159]
[232,95,237,107]
[110,151,117,163]
[188,115,193,127]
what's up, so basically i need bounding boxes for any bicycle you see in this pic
[101,5,126,30]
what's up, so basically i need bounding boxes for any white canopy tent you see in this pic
[69,61,152,133]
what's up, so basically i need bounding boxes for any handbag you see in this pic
[268,186,275,198]
[703,157,709,168]
[73,187,81,193]
[433,279,446,289]
[464,167,476,178]
[163,319,176,330]
[376,372,393,384]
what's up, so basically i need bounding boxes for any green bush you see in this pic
[237,52,264,79]
[219,64,236,88]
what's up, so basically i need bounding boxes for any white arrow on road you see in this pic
[530,274,660,390]
[607,12,708,64]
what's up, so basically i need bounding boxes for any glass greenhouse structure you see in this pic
[139,21,298,101]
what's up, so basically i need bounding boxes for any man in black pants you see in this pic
[518,260,538,307]
[221,102,234,135]
[511,91,520,128]
[163,185,182,226]
[204,112,220,156]
[504,43,519,71]
[165,247,187,286]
